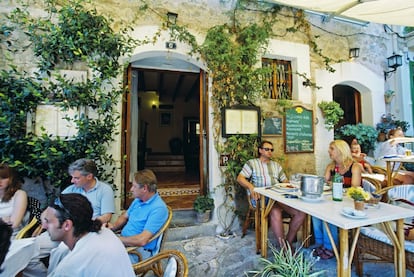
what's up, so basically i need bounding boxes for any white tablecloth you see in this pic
[0,238,39,277]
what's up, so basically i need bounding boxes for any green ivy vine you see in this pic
[0,0,136,189]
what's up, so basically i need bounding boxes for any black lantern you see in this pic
[349,48,360,59]
[384,53,403,80]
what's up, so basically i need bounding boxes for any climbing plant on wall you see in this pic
[0,0,136,189]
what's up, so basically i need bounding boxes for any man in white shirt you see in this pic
[23,158,115,276]
[44,193,134,277]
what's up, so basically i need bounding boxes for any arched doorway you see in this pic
[121,52,208,210]
[333,84,362,128]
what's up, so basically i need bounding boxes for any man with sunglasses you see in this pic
[43,193,134,277]
[237,140,305,249]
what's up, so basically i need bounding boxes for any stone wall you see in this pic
[1,1,402,218]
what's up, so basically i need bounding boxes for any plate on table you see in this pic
[341,207,367,219]
[300,195,324,203]
[323,184,331,191]
[274,183,299,192]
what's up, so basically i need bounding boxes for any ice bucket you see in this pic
[300,174,325,198]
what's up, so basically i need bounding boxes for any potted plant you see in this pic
[347,187,370,210]
[384,90,395,104]
[318,101,344,130]
[247,240,325,276]
[335,123,378,154]
[193,195,215,223]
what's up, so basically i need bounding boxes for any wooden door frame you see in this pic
[121,65,132,209]
[122,65,208,207]
[199,70,207,195]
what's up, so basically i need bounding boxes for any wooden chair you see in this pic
[241,191,310,253]
[354,184,414,276]
[127,206,173,261]
[241,196,261,254]
[132,249,188,277]
[371,165,388,176]
[15,197,43,239]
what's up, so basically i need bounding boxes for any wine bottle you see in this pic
[332,166,343,201]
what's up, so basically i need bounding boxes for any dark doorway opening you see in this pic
[333,84,361,128]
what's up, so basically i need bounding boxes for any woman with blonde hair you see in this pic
[0,163,28,237]
[312,140,362,259]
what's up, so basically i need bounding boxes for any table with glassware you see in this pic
[255,185,414,277]
[0,237,39,277]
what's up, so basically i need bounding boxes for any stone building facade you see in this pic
[1,1,413,230]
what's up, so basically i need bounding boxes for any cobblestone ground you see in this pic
[163,229,414,277]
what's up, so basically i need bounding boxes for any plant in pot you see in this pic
[318,101,344,131]
[193,195,215,223]
[347,187,370,211]
[335,123,378,154]
[247,240,325,276]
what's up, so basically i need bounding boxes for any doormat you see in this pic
[158,186,200,196]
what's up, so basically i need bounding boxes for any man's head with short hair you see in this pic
[258,140,274,159]
[133,169,158,193]
[68,159,98,189]
[68,158,98,177]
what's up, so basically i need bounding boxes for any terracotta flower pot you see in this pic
[354,200,365,211]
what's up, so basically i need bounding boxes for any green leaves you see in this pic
[318,101,344,131]
[201,23,271,109]
[248,241,325,276]
[0,0,133,189]
[335,123,378,153]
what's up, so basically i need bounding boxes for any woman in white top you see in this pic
[0,163,27,237]
[374,128,414,184]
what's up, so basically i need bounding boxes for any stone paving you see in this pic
[163,213,414,277]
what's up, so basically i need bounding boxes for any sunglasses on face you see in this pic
[53,197,73,219]
[261,147,274,152]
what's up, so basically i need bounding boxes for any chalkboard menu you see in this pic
[284,106,314,153]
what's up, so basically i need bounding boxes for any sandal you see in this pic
[312,246,324,257]
[319,248,335,260]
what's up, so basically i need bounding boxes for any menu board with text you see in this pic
[284,106,314,153]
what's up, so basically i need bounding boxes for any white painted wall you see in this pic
[314,62,385,175]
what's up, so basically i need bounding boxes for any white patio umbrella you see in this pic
[268,0,414,27]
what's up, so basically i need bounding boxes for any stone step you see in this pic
[146,160,185,166]
[147,166,185,172]
[167,210,217,241]
[146,154,184,161]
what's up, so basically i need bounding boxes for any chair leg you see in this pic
[241,208,252,238]
[254,206,261,254]
[354,245,363,277]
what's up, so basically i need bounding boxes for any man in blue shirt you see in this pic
[63,158,115,223]
[108,169,168,261]
[24,158,115,277]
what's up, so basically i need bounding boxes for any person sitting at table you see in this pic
[107,169,168,262]
[0,163,28,238]
[374,127,414,184]
[237,140,306,249]
[312,140,363,260]
[0,218,13,272]
[43,193,135,277]
[24,158,116,277]
[350,142,373,174]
